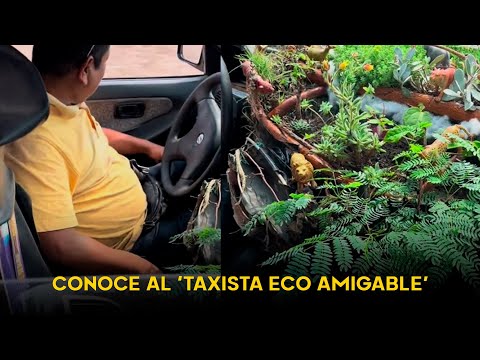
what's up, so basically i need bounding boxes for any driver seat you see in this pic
[0,45,51,278]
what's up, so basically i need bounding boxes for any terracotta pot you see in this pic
[248,89,332,170]
[372,87,480,123]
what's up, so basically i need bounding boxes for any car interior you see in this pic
[0,44,236,314]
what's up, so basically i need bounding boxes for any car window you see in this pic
[12,45,204,78]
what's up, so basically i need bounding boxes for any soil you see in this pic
[277,97,410,171]
[280,97,332,134]
[367,139,410,168]
[322,139,409,172]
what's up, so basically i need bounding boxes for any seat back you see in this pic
[0,45,51,278]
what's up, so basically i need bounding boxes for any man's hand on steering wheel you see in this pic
[146,143,164,163]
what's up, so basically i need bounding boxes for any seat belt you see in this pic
[0,212,26,280]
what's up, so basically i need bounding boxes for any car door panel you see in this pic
[87,76,206,142]
[87,97,173,133]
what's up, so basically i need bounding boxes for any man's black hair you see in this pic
[32,45,110,77]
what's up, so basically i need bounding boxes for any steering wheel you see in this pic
[161,64,232,197]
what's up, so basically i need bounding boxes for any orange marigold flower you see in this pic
[322,60,330,71]
[363,63,374,71]
[339,61,348,70]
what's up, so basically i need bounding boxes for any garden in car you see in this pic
[228,45,480,289]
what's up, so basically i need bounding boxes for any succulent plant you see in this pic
[442,54,480,111]
[291,119,312,134]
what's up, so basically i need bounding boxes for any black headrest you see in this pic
[0,45,49,146]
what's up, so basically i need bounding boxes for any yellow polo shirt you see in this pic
[5,94,147,251]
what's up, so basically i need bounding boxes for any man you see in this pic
[5,45,189,275]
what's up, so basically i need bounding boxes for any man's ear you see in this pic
[78,56,94,85]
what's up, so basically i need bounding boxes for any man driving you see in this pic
[5,45,190,275]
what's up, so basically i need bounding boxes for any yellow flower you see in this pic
[322,60,330,71]
[363,63,374,72]
[339,61,348,71]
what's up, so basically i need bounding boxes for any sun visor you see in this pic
[0,45,49,146]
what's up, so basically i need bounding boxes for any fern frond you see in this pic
[350,197,369,216]
[383,232,404,247]
[360,202,390,226]
[376,181,412,197]
[245,193,314,234]
[424,266,450,287]
[285,249,311,277]
[398,157,429,172]
[347,235,367,253]
[308,202,344,217]
[290,192,314,203]
[347,222,364,234]
[333,237,353,272]
[261,244,305,267]
[448,133,480,160]
[460,248,480,287]
[326,214,355,235]
[410,166,442,180]
[422,191,443,205]
[429,201,450,213]
[196,228,221,246]
[445,161,479,186]
[339,189,361,206]
[310,241,333,276]
[165,264,221,274]
[351,245,382,275]
[467,189,480,202]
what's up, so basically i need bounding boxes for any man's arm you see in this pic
[6,135,158,275]
[39,229,159,274]
[102,127,164,162]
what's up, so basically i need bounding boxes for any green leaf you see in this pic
[343,181,363,189]
[363,84,375,95]
[403,106,432,126]
[470,86,480,102]
[384,127,406,143]
[430,54,446,68]
[333,237,353,272]
[443,88,462,98]
[347,235,366,253]
[406,47,416,62]
[412,63,424,72]
[301,99,311,109]
[453,69,465,91]
[402,68,412,84]
[429,201,450,213]
[410,144,424,153]
[465,54,477,77]
[427,176,443,184]
[418,121,432,129]
[394,48,403,62]
[365,105,378,114]
[465,100,476,111]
